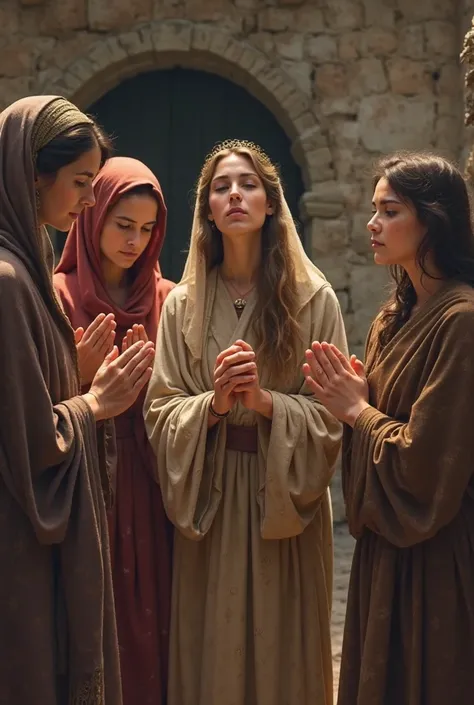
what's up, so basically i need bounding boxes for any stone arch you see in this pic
[37,20,343,242]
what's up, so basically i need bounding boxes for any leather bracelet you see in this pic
[209,402,230,419]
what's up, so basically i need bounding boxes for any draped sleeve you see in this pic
[144,287,227,540]
[0,257,105,544]
[256,284,347,539]
[343,304,474,548]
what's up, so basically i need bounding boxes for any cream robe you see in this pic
[144,269,348,705]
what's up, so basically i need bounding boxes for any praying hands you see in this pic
[303,341,370,427]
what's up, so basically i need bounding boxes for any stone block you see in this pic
[425,21,458,58]
[151,21,192,52]
[41,0,87,32]
[0,5,19,36]
[351,57,388,95]
[314,63,348,98]
[281,60,311,96]
[387,58,431,95]
[275,33,304,62]
[359,94,435,151]
[87,38,123,72]
[258,8,293,32]
[88,0,153,32]
[307,35,338,63]
[44,33,95,70]
[324,0,364,30]
[249,32,276,57]
[362,0,396,28]
[185,0,236,23]
[338,32,361,61]
[311,254,349,289]
[397,0,451,21]
[0,47,32,78]
[0,76,31,111]
[360,28,398,56]
[292,7,325,34]
[320,96,359,117]
[331,118,360,147]
[437,62,462,98]
[191,24,214,51]
[435,114,462,155]
[305,147,335,182]
[311,218,350,256]
[399,24,425,60]
[118,30,152,56]
[68,57,95,84]
[351,212,372,255]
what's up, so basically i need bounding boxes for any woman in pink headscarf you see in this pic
[54,156,174,705]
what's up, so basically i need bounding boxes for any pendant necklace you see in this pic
[221,272,256,315]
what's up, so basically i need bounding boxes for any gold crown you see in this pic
[201,139,272,173]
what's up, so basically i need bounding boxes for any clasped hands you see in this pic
[302,341,370,427]
[212,339,272,417]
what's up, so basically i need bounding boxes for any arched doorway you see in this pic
[85,67,305,283]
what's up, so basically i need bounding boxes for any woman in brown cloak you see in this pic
[304,152,474,705]
[0,96,155,704]
[144,140,348,705]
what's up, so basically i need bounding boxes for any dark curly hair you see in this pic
[374,152,474,347]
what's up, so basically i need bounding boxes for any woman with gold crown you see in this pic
[0,95,156,704]
[144,140,348,705]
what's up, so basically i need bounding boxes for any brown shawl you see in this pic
[338,281,474,705]
[0,97,121,704]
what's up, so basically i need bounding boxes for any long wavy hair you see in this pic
[195,140,302,384]
[375,152,474,347]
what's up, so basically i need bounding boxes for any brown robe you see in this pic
[145,270,348,705]
[339,281,474,705]
[0,96,121,704]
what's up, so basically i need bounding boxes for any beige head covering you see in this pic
[181,168,328,360]
[0,95,95,357]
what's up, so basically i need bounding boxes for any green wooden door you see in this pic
[87,68,305,283]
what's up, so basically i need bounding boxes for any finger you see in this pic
[115,339,149,368]
[215,361,257,384]
[302,366,326,398]
[74,327,84,344]
[132,324,141,346]
[128,348,155,385]
[102,345,119,366]
[221,350,255,369]
[138,324,148,343]
[233,339,253,352]
[81,313,109,344]
[100,330,115,355]
[132,366,153,394]
[350,355,366,378]
[126,329,134,350]
[304,349,327,381]
[231,379,257,392]
[95,318,117,350]
[311,341,336,379]
[215,345,243,367]
[326,343,354,374]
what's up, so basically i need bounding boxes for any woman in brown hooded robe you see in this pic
[0,96,155,704]
[304,152,474,705]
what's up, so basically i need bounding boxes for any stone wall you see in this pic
[0,0,468,519]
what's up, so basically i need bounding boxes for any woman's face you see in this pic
[100,192,158,272]
[367,177,427,267]
[36,144,102,231]
[208,153,272,239]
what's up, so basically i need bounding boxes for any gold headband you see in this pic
[31,97,94,157]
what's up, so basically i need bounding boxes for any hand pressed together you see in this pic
[75,312,116,384]
[211,339,272,419]
[303,341,370,427]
